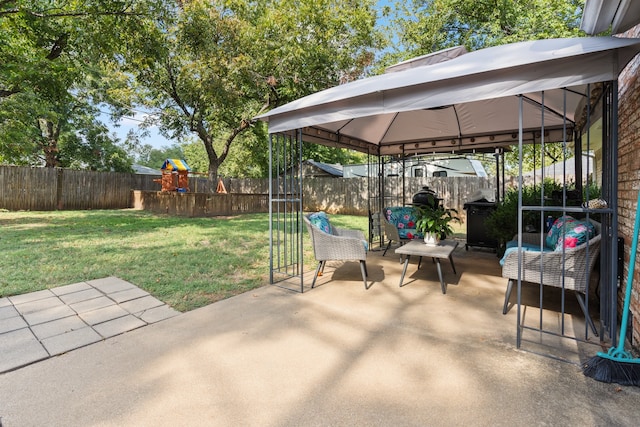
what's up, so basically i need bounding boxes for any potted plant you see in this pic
[414,205,461,246]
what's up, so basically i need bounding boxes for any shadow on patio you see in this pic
[2,239,639,425]
[291,238,604,365]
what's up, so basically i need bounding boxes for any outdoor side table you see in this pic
[395,240,458,294]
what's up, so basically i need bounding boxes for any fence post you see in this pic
[56,168,64,210]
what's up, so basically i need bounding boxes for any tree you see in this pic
[381,0,584,65]
[0,1,158,169]
[133,143,186,170]
[504,141,567,175]
[117,0,383,187]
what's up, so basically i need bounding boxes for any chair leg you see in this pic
[360,261,370,289]
[382,240,392,256]
[503,279,514,315]
[575,292,598,336]
[311,261,323,288]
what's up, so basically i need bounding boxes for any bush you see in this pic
[486,180,600,254]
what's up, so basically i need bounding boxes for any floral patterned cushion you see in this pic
[308,211,332,234]
[384,206,423,239]
[545,215,596,251]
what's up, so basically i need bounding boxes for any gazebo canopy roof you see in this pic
[257,37,640,156]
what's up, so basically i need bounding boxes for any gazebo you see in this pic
[257,36,640,348]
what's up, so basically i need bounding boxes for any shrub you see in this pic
[486,180,600,254]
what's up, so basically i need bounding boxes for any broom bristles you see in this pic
[583,356,640,386]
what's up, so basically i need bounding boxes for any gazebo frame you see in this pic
[262,37,640,348]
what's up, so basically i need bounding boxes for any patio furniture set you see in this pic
[305,211,602,329]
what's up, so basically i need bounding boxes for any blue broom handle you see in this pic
[616,188,640,351]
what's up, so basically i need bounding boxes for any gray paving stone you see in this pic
[0,304,19,320]
[1,277,172,372]
[136,305,180,324]
[0,315,28,334]
[119,295,165,314]
[88,277,136,294]
[40,327,102,356]
[93,315,146,338]
[70,296,115,314]
[58,288,103,305]
[0,328,49,373]
[14,296,65,315]
[79,304,129,326]
[23,304,76,326]
[31,315,88,340]
[8,289,55,305]
[109,287,149,303]
[50,282,91,296]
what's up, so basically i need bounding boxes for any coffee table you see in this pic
[395,240,458,294]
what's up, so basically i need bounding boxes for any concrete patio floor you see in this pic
[1,243,640,426]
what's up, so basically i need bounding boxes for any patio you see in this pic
[1,243,639,425]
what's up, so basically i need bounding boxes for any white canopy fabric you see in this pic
[257,37,640,156]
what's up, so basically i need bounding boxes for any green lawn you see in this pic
[0,210,368,312]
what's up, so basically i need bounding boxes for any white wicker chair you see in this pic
[304,213,370,289]
[501,220,601,334]
[381,212,408,256]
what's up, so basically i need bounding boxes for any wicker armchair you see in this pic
[501,220,601,334]
[381,213,407,256]
[381,207,422,256]
[303,213,370,289]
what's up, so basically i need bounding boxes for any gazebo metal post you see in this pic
[269,131,304,292]
[516,95,525,348]
[601,81,620,345]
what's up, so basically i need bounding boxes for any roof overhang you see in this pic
[581,0,640,35]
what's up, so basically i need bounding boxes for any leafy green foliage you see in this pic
[485,179,601,253]
[115,0,383,181]
[0,0,155,169]
[504,142,567,175]
[380,0,584,67]
[414,205,461,237]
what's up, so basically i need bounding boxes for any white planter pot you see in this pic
[424,232,440,246]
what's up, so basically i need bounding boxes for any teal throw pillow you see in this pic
[309,212,332,234]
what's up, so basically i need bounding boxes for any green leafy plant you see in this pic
[414,205,461,239]
[485,179,601,254]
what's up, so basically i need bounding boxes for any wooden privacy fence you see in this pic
[0,165,498,218]
[0,166,158,211]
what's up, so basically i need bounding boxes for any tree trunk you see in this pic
[38,118,60,167]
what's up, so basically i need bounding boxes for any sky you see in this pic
[103,109,171,150]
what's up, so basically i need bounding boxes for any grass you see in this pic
[0,209,368,312]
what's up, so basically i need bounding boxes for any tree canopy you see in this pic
[0,0,160,170]
[1,0,590,177]
[382,0,584,64]
[109,0,382,184]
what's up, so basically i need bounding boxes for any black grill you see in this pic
[463,200,497,251]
